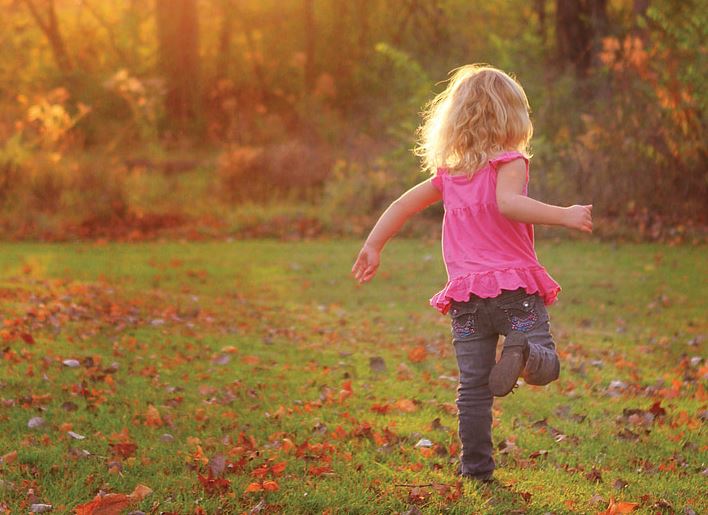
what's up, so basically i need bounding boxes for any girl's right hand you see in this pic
[564,204,593,233]
[352,244,381,283]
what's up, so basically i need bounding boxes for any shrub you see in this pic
[216,146,266,202]
[216,140,333,202]
[68,162,129,225]
[25,157,69,213]
[320,159,399,234]
[267,140,332,195]
[0,134,27,207]
[3,155,129,235]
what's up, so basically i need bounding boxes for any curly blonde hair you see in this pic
[414,64,533,176]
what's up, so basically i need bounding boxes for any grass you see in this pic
[0,239,705,514]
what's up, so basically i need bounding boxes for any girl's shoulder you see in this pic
[488,150,529,170]
[430,167,448,192]
[489,150,530,184]
[432,151,529,186]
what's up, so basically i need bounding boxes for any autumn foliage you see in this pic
[0,0,704,242]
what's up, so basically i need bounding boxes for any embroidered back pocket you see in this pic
[498,294,541,333]
[450,301,479,339]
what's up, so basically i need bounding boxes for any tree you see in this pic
[303,0,316,95]
[155,0,201,135]
[21,0,73,73]
[215,0,234,80]
[555,0,607,76]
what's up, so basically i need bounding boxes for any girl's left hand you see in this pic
[352,244,380,283]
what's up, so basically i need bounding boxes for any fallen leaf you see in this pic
[262,480,279,491]
[395,399,418,413]
[369,356,387,373]
[198,472,231,494]
[144,405,163,427]
[612,478,628,490]
[528,449,548,459]
[27,417,45,429]
[74,484,152,515]
[408,346,427,363]
[0,450,17,465]
[598,497,639,514]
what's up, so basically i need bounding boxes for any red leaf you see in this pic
[649,401,666,418]
[198,473,231,495]
[370,403,391,414]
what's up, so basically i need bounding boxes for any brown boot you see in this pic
[488,332,529,397]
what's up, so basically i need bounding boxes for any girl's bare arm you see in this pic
[352,179,442,283]
[496,159,593,233]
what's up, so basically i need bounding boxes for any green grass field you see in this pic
[0,240,705,514]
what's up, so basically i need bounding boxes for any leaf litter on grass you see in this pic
[0,241,705,513]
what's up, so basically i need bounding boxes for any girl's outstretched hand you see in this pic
[564,204,593,233]
[352,244,381,283]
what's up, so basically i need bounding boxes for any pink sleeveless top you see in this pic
[429,151,560,314]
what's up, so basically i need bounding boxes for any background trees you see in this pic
[0,0,705,239]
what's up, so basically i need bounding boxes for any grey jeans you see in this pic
[449,288,561,478]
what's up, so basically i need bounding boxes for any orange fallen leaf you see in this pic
[338,380,353,403]
[308,465,333,476]
[242,355,260,365]
[338,389,352,403]
[281,438,295,453]
[418,447,434,458]
[244,482,263,493]
[395,399,418,413]
[598,497,640,514]
[1,450,17,465]
[408,346,428,363]
[331,425,347,440]
[74,484,152,515]
[144,405,163,427]
[262,480,279,491]
[271,461,287,476]
[251,465,269,478]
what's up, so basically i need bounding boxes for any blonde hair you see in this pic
[414,64,533,176]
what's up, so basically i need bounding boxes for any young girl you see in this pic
[351,64,592,482]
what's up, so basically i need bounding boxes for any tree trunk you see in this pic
[358,0,370,62]
[534,0,547,48]
[632,0,650,37]
[331,0,348,81]
[303,0,316,95]
[155,0,201,135]
[555,0,608,76]
[216,0,234,79]
[22,0,73,73]
[555,0,592,76]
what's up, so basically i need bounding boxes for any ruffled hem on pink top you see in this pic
[430,267,561,315]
